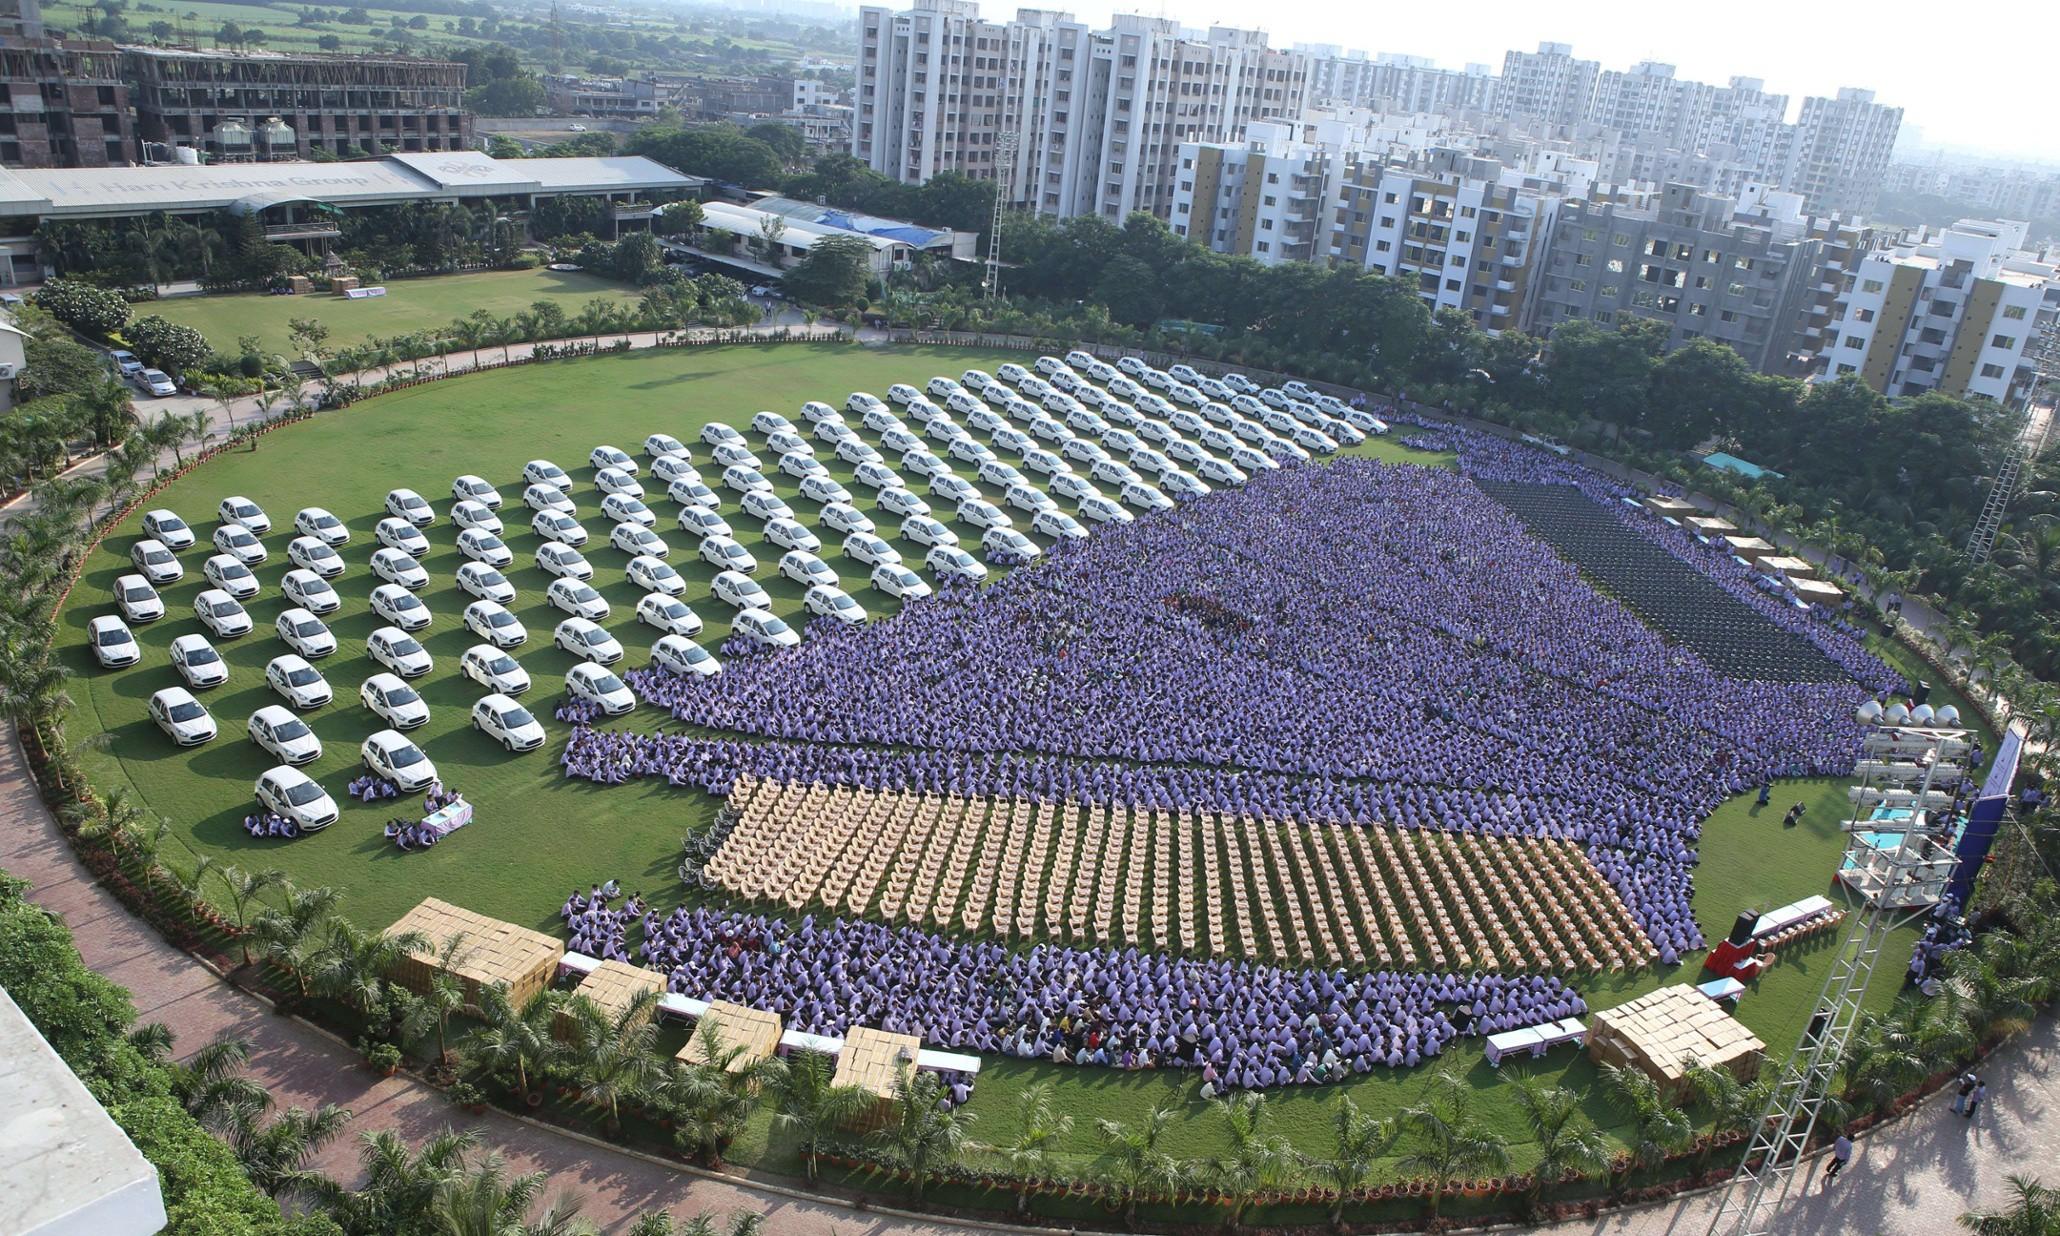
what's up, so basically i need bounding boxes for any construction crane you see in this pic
[1966,319,2059,565]
[984,131,1017,301]
[1705,724,1969,1236]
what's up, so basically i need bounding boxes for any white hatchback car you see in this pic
[901,516,957,547]
[611,522,669,559]
[169,633,229,689]
[203,553,261,600]
[804,585,866,625]
[764,518,821,553]
[1033,509,1090,541]
[652,634,722,677]
[151,687,216,745]
[677,506,734,540]
[721,465,773,495]
[699,535,758,574]
[294,506,350,547]
[218,496,271,535]
[362,729,437,793]
[903,450,951,480]
[367,626,433,678]
[567,663,637,715]
[711,570,771,610]
[842,532,900,567]
[464,599,527,648]
[473,693,547,752]
[1080,495,1135,525]
[88,615,140,668]
[590,444,637,475]
[455,561,517,604]
[778,452,827,481]
[451,500,503,534]
[925,546,987,584]
[370,583,432,631]
[546,578,610,621]
[287,535,346,578]
[877,488,930,518]
[595,466,644,497]
[653,454,701,485]
[142,508,196,551]
[265,655,333,709]
[602,493,657,529]
[249,704,322,765]
[457,527,515,568]
[1004,484,1056,515]
[195,589,253,638]
[113,574,165,623]
[460,647,529,697]
[536,541,594,581]
[212,522,267,567]
[733,608,800,649]
[956,499,1011,530]
[275,608,337,659]
[375,517,430,557]
[739,490,795,522]
[525,483,575,515]
[636,593,703,637]
[452,474,502,508]
[779,550,838,588]
[385,487,435,527]
[370,547,430,590]
[819,503,875,535]
[523,459,573,488]
[751,410,795,435]
[531,510,589,547]
[555,617,624,664]
[870,563,932,600]
[627,555,686,596]
[982,527,1043,561]
[255,766,337,831]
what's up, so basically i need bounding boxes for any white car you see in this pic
[456,561,516,604]
[472,693,547,752]
[843,532,900,567]
[1198,457,1250,486]
[275,608,337,659]
[751,410,794,436]
[1091,459,1143,487]
[1029,419,1076,447]
[864,405,906,432]
[1229,444,1279,473]
[946,391,984,417]
[271,580,331,634]
[721,465,772,495]
[195,589,253,638]
[150,686,216,745]
[265,655,333,709]
[636,593,703,637]
[849,461,899,491]
[367,626,433,678]
[881,427,924,455]
[363,671,433,730]
[947,439,995,467]
[959,369,994,391]
[963,406,1006,435]
[845,391,885,415]
[555,617,623,664]
[1165,439,1209,467]
[1103,427,1144,454]
[532,510,589,547]
[596,466,649,496]
[566,663,636,715]
[797,402,840,426]
[523,459,572,488]
[733,608,800,649]
[956,498,1011,530]
[1128,448,1173,478]
[602,494,657,529]
[457,528,515,568]
[255,766,338,832]
[871,563,932,600]
[804,585,866,625]
[129,538,184,585]
[1023,449,1072,479]
[997,363,1030,384]
[701,422,745,448]
[1120,480,1175,513]
[903,450,951,479]
[610,522,669,559]
[287,535,346,578]
[248,705,322,765]
[677,506,734,540]
[627,555,686,596]
[88,615,140,668]
[1261,435,1311,464]
[536,541,594,580]
[1065,349,1098,370]
[653,454,701,485]
[546,578,610,621]
[1033,509,1089,541]
[1135,420,1179,448]
[212,522,268,567]
[766,429,814,458]
[799,475,854,506]
[362,729,438,793]
[877,487,930,518]
[820,503,875,535]
[370,547,430,590]
[169,634,229,689]
[886,382,921,406]
[1196,426,1238,454]
[1160,469,1212,500]
[982,527,1043,561]
[929,474,978,504]
[524,483,575,515]
[1004,484,1056,516]
[1080,495,1134,525]
[927,376,963,398]
[451,500,503,534]
[460,647,529,697]
[464,599,527,648]
[925,546,987,583]
[590,444,637,475]
[142,509,196,551]
[452,474,503,508]
[779,550,838,588]
[203,553,261,600]
[371,583,432,631]
[375,517,430,557]
[218,496,271,535]
[778,452,827,481]
[991,426,1033,455]
[835,439,885,466]
[1033,355,1066,377]
[1289,424,1339,454]
[739,490,795,522]
[1050,473,1103,504]
[711,570,771,610]
[763,518,821,553]
[385,487,435,527]
[813,419,857,447]
[977,460,1025,489]
[699,535,758,574]
[901,515,957,547]
[113,574,164,623]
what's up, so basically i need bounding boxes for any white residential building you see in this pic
[1492,42,1600,129]
[1783,87,1903,215]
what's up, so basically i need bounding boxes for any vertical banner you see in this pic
[1949,726,2023,906]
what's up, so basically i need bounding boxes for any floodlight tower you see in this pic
[1966,319,2059,565]
[984,131,1017,301]
[1705,721,1970,1236]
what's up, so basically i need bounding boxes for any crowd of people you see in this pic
[348,774,402,802]
[241,811,307,840]
[383,785,466,852]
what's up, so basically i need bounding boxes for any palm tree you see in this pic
[252,881,341,1002]
[1208,1091,1297,1230]
[1307,1094,1398,1229]
[1598,1063,1692,1195]
[1840,999,1971,1116]
[399,931,475,1064]
[430,1149,550,1236]
[764,1048,873,1182]
[874,1067,973,1203]
[211,864,286,967]
[1094,1099,1186,1227]
[462,985,563,1102]
[1961,1174,2060,1235]
[975,1079,1073,1214]
[1510,1076,1611,1215]
[1683,1061,1773,1173]
[314,918,427,1019]
[156,1033,270,1133]
[1943,941,2043,1044]
[229,1101,352,1201]
[308,1126,480,1233]
[1396,1067,1511,1221]
[560,988,665,1134]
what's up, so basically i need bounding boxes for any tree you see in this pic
[1307,1094,1398,1228]
[125,315,212,374]
[559,987,664,1134]
[653,199,705,238]
[309,1126,479,1234]
[1094,1099,1185,1227]
[976,1080,1072,1215]
[610,231,663,284]
[1094,255,1164,328]
[20,334,109,400]
[228,1100,353,1201]
[252,881,342,1002]
[764,1049,872,1182]
[875,1067,973,1203]
[1396,1067,1511,1221]
[1509,1076,1611,1215]
[33,279,131,336]
[627,124,783,187]
[745,121,807,166]
[780,232,871,307]
[1598,1063,1692,1193]
[468,74,545,117]
[212,865,286,967]
[1206,1092,1296,1230]
[1961,1174,2060,1235]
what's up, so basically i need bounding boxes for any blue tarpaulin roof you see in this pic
[1702,452,1784,480]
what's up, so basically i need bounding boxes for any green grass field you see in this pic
[151,268,647,356]
[53,342,1904,1179]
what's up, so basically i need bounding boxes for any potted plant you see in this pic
[365,1040,403,1078]
[449,1080,486,1115]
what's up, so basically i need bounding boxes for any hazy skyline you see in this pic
[942,0,2057,165]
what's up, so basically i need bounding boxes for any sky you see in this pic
[1012,0,2060,165]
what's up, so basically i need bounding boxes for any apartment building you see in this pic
[1784,87,1902,215]
[1788,214,1877,375]
[1528,182,1826,373]
[126,48,471,160]
[1821,219,2059,403]
[1589,61,1709,145]
[1492,42,1599,129]
[1298,49,1495,115]
[1169,122,1336,265]
[0,39,132,168]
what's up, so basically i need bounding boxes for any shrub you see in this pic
[125,315,213,375]
[34,278,131,336]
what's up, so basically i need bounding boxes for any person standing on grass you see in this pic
[1821,1134,1853,1188]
